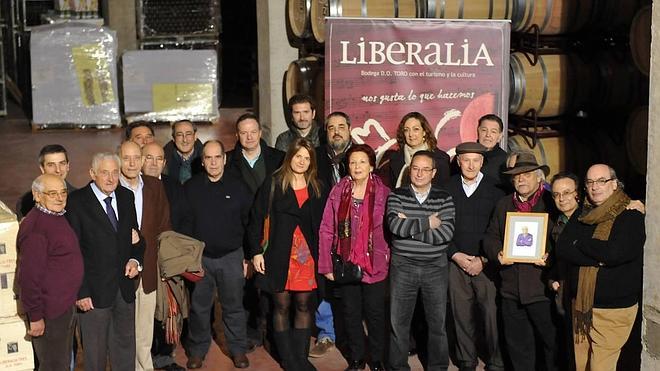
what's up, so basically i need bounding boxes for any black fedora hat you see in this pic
[502,151,550,176]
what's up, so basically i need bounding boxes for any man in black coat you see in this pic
[163,120,204,184]
[477,114,509,189]
[66,152,144,371]
[444,142,505,371]
[483,151,558,371]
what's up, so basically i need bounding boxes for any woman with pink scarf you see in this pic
[318,144,390,371]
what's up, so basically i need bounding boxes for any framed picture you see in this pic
[502,212,549,264]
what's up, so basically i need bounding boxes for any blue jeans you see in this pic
[315,300,336,342]
[389,254,449,371]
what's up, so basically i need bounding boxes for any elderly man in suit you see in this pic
[118,141,172,371]
[66,152,144,371]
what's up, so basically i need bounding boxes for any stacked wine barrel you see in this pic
[284,0,652,194]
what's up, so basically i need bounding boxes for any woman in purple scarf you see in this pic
[318,144,390,371]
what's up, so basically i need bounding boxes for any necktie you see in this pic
[104,196,118,231]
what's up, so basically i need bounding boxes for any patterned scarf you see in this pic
[396,142,429,188]
[336,176,376,274]
[512,183,545,212]
[573,188,630,342]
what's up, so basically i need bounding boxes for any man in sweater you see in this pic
[163,120,204,184]
[118,141,172,371]
[483,151,558,371]
[275,94,321,151]
[556,164,644,371]
[386,150,456,371]
[183,140,253,369]
[444,142,505,371]
[17,174,84,370]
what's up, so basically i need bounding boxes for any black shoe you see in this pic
[345,359,366,371]
[162,363,186,371]
[369,361,385,371]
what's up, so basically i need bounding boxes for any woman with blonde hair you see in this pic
[248,138,326,370]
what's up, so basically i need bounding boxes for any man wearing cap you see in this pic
[483,151,558,371]
[556,164,644,371]
[444,142,505,371]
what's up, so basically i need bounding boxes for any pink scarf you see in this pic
[512,184,545,212]
[336,176,375,274]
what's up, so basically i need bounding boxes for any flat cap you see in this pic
[455,142,487,155]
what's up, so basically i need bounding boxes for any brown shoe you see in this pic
[186,355,204,369]
[232,353,250,369]
[309,338,335,358]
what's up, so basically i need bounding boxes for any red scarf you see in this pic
[512,183,544,212]
[336,176,375,274]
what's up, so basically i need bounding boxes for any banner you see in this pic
[325,18,510,159]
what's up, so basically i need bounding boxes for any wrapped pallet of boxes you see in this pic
[0,316,34,371]
[30,22,121,128]
[122,49,219,123]
[0,201,19,318]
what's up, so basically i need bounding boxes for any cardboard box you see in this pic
[123,49,219,123]
[30,23,121,127]
[0,272,17,318]
[0,316,34,371]
[0,201,18,274]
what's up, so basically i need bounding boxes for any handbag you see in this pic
[259,181,276,253]
[331,251,363,284]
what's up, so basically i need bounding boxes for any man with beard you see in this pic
[275,95,321,151]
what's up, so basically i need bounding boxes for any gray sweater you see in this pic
[386,185,455,260]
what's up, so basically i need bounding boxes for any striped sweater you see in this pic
[386,185,456,259]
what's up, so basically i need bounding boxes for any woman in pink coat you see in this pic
[318,144,391,371]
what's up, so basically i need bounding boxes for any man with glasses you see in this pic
[164,120,204,184]
[556,164,644,371]
[483,151,558,371]
[386,150,456,371]
[17,174,83,370]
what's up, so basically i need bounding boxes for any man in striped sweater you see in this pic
[386,150,456,371]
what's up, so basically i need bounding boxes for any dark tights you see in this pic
[272,291,313,332]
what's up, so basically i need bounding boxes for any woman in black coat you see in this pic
[377,111,450,189]
[248,138,325,370]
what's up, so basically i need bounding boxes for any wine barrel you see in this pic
[287,0,317,48]
[330,0,421,17]
[630,6,651,76]
[590,52,644,113]
[310,0,329,44]
[426,0,513,20]
[509,53,590,117]
[588,0,639,31]
[512,0,593,34]
[284,56,325,118]
[508,134,565,179]
[625,106,648,175]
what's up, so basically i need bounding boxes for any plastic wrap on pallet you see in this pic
[137,0,220,39]
[30,22,120,127]
[122,49,219,123]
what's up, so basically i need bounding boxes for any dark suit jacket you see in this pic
[315,144,349,193]
[225,140,285,195]
[66,183,145,308]
[139,175,171,294]
[161,174,192,234]
[163,139,204,183]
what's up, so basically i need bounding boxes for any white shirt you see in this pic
[461,172,484,198]
[120,174,144,229]
[90,182,118,220]
[411,184,431,204]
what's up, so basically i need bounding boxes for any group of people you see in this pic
[15,93,645,371]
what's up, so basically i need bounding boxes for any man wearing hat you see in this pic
[444,142,505,371]
[483,151,559,371]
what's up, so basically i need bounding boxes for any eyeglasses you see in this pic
[552,190,576,200]
[410,166,434,174]
[42,190,68,199]
[585,178,614,187]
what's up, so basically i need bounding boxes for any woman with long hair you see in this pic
[318,144,390,371]
[247,138,325,370]
[379,111,450,189]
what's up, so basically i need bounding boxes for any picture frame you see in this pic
[501,212,549,264]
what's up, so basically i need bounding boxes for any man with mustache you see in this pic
[275,94,321,151]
